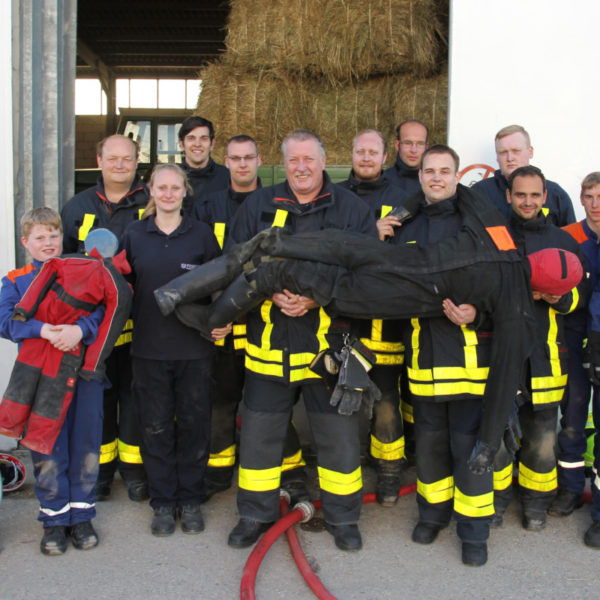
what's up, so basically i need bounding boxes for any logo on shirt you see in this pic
[180,263,199,271]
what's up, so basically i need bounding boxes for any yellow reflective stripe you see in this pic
[547,308,561,377]
[272,209,288,228]
[401,400,414,424]
[290,366,321,382]
[361,337,404,353]
[532,389,565,405]
[461,324,479,369]
[234,338,247,351]
[380,205,393,218]
[78,213,96,241]
[245,355,284,377]
[410,381,487,396]
[214,222,226,249]
[290,352,316,367]
[518,463,557,492]
[569,287,579,313]
[454,487,494,518]
[371,320,383,342]
[417,476,454,504]
[531,374,568,389]
[410,318,420,370]
[238,465,281,492]
[246,341,282,362]
[281,449,306,472]
[370,434,405,461]
[208,444,236,468]
[493,463,513,491]
[99,439,118,464]
[118,440,143,464]
[233,324,246,335]
[318,465,362,496]
[260,300,275,352]
[114,318,134,347]
[407,366,489,381]
[214,338,225,347]
[138,208,145,219]
[371,353,404,366]
[541,207,549,216]
[316,307,330,352]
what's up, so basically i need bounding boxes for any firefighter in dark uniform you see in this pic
[390,145,495,566]
[178,116,229,215]
[225,130,376,551]
[492,166,587,531]
[61,134,149,501]
[192,135,307,500]
[383,119,429,196]
[339,129,408,506]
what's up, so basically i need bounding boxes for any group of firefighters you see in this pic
[1,115,599,569]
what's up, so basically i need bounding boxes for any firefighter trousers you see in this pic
[98,345,146,485]
[369,365,405,475]
[237,373,362,525]
[494,402,558,518]
[207,350,306,487]
[31,378,103,527]
[414,398,493,543]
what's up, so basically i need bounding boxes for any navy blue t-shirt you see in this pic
[121,214,220,360]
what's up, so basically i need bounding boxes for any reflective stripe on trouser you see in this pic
[31,378,103,527]
[414,398,492,542]
[369,366,405,474]
[518,402,559,516]
[557,328,590,494]
[492,440,515,513]
[98,346,146,484]
[237,374,362,524]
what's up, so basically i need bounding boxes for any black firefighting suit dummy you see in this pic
[192,181,308,498]
[492,212,587,523]
[61,177,148,491]
[339,171,409,503]
[158,184,538,477]
[0,251,132,455]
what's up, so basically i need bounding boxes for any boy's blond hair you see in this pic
[20,207,63,239]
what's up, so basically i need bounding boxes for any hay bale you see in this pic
[223,0,447,82]
[196,63,447,164]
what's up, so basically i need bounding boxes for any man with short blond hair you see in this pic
[472,124,575,226]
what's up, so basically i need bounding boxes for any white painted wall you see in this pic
[0,1,17,450]
[448,0,600,220]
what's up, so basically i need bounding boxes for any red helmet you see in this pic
[528,248,583,297]
[0,453,26,492]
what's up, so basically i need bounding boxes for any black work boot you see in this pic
[180,505,205,534]
[325,522,363,551]
[151,506,176,537]
[175,273,265,340]
[126,480,149,502]
[584,521,600,548]
[462,541,488,566]
[547,489,584,517]
[70,521,99,550]
[522,512,547,531]
[411,522,444,544]
[228,518,273,548]
[40,526,68,556]
[94,479,112,502]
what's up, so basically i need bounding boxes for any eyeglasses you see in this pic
[399,141,427,149]
[227,154,258,163]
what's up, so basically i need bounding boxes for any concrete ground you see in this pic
[1,448,599,600]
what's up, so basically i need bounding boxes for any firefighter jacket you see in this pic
[339,171,407,366]
[563,219,599,335]
[0,252,133,454]
[472,170,575,227]
[192,181,263,353]
[509,212,588,409]
[226,173,376,385]
[251,183,538,451]
[181,157,229,215]
[383,156,421,196]
[61,176,149,254]
[391,195,493,402]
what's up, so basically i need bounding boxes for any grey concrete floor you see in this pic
[1,449,599,600]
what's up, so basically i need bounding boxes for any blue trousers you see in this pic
[31,378,103,527]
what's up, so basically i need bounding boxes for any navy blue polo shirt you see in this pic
[121,214,221,360]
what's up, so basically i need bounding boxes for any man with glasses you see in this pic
[193,136,309,503]
[178,116,229,214]
[384,119,429,195]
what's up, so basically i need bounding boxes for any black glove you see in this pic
[467,440,497,475]
[583,331,600,385]
[329,338,381,418]
[503,391,524,456]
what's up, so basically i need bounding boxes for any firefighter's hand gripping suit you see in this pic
[0,251,133,455]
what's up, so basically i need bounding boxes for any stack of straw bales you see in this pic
[197,0,448,164]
